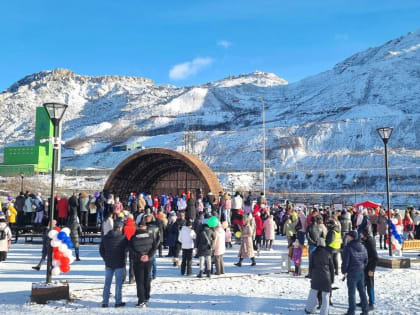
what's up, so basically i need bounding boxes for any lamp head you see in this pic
[43,102,68,125]
[377,127,393,144]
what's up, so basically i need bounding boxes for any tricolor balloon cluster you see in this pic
[48,227,75,276]
[386,218,402,251]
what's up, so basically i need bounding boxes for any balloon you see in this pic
[57,231,67,240]
[235,231,242,238]
[61,227,71,236]
[60,256,70,266]
[392,244,396,250]
[52,267,61,276]
[69,256,76,264]
[52,247,59,253]
[52,259,61,267]
[48,230,58,239]
[60,264,70,273]
[59,243,68,252]
[51,240,61,247]
[207,216,219,228]
[54,251,63,260]
[53,227,61,232]
[66,240,74,249]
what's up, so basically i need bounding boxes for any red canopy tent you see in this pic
[355,200,381,209]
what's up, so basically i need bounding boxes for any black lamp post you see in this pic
[377,126,393,257]
[20,173,24,193]
[43,102,68,283]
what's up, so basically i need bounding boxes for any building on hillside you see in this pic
[0,107,54,176]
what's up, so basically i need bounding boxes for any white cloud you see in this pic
[217,40,232,48]
[169,57,213,80]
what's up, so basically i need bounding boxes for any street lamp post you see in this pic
[377,127,393,257]
[20,173,24,192]
[43,102,68,283]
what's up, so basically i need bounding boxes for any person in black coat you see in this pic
[305,238,334,315]
[99,219,128,308]
[68,193,79,218]
[186,194,196,222]
[196,222,215,278]
[129,218,157,308]
[360,229,378,311]
[14,192,26,228]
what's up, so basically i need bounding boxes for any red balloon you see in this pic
[60,264,70,273]
[52,247,59,253]
[60,256,70,265]
[54,251,63,260]
[385,239,389,244]
[392,244,396,250]
[53,227,61,232]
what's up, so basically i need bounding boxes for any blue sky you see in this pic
[1,1,420,92]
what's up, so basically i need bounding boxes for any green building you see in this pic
[0,107,54,176]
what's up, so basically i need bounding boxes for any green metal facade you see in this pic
[0,107,54,176]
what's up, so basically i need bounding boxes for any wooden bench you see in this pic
[402,240,420,251]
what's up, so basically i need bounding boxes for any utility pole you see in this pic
[258,97,266,196]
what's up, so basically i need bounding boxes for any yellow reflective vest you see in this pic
[329,230,342,249]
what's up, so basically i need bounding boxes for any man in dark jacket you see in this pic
[15,192,26,228]
[68,193,79,218]
[196,222,215,278]
[305,237,334,315]
[359,229,378,311]
[145,215,161,279]
[339,210,353,246]
[130,217,157,308]
[99,219,127,308]
[341,231,369,315]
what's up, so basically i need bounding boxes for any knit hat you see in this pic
[346,231,357,239]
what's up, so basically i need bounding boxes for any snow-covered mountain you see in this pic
[1,29,419,205]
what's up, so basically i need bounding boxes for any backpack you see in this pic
[0,229,6,240]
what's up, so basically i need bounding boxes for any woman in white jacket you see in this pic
[178,220,196,276]
[213,224,226,275]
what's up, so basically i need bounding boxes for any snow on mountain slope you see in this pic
[0,29,419,202]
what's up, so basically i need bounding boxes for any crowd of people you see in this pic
[1,189,420,313]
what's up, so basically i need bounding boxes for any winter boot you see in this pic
[197,271,203,278]
[206,271,211,278]
[251,257,256,266]
[32,264,41,271]
[234,258,243,267]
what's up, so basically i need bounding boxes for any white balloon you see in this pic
[48,230,58,239]
[61,227,71,236]
[52,259,61,267]
[63,248,72,258]
[59,243,68,252]
[52,267,61,276]
[69,256,75,264]
[51,240,61,247]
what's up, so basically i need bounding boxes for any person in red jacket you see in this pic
[57,195,69,226]
[124,215,136,284]
[403,210,415,240]
[254,212,263,256]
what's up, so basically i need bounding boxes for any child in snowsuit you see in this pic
[292,240,302,276]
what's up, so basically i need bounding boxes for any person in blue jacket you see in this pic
[341,230,369,315]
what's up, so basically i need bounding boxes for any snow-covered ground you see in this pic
[0,236,419,314]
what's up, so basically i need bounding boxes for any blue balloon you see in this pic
[67,240,74,249]
[57,231,67,240]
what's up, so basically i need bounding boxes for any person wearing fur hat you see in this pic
[0,212,12,262]
[304,237,334,315]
